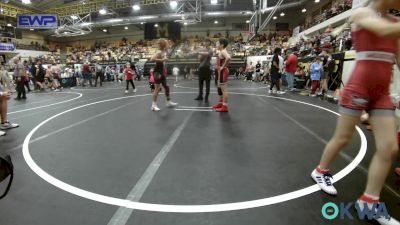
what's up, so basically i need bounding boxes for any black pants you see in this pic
[95,72,104,87]
[16,79,26,99]
[24,80,31,92]
[198,67,211,99]
[126,80,135,90]
[270,74,280,91]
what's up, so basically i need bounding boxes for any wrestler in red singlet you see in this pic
[212,38,231,112]
[340,26,397,116]
[310,1,400,224]
[217,52,229,85]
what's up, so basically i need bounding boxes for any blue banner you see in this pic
[17,14,58,29]
[0,43,15,51]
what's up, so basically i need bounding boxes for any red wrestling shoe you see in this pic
[216,104,229,112]
[212,102,223,109]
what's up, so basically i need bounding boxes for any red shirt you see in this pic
[285,54,298,73]
[83,64,90,73]
[125,68,134,80]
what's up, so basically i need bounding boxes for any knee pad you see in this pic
[218,87,223,96]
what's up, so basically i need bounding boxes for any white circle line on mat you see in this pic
[9,92,83,114]
[22,92,367,213]
[174,84,267,90]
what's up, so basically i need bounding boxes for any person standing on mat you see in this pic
[269,48,284,94]
[35,60,45,91]
[255,61,261,82]
[150,39,178,111]
[310,1,400,224]
[212,37,231,113]
[94,62,104,87]
[124,62,136,94]
[195,39,213,103]
[13,58,26,100]
[285,50,298,91]
[309,57,323,97]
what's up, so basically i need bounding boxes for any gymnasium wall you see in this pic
[16,30,47,46]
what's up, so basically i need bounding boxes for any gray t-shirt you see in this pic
[199,49,213,69]
[14,63,24,77]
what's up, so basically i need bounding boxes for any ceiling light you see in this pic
[132,4,140,11]
[315,0,320,2]
[7,23,12,27]
[273,16,277,20]
[211,0,218,4]
[109,19,123,22]
[80,22,93,26]
[70,15,78,20]
[124,26,129,30]
[207,12,223,15]
[246,20,250,23]
[140,22,144,25]
[184,22,188,25]
[22,0,31,4]
[103,29,107,32]
[214,20,218,24]
[99,8,107,15]
[302,8,307,13]
[280,12,285,16]
[170,1,178,9]
[154,24,159,27]
[30,29,34,31]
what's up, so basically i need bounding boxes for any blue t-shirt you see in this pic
[310,62,323,81]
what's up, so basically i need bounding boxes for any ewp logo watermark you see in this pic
[322,202,390,220]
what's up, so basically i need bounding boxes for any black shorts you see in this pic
[198,67,211,80]
[154,71,166,85]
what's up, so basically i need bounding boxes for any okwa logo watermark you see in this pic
[322,202,390,220]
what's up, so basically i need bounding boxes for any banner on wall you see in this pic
[352,0,368,9]
[0,43,15,51]
[17,14,58,29]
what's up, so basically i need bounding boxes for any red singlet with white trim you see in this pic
[217,51,229,84]
[340,26,397,112]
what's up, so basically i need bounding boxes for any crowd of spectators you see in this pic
[300,0,353,32]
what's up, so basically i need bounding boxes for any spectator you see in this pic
[35,60,45,90]
[82,62,92,87]
[285,51,298,91]
[30,61,37,91]
[309,57,324,97]
[255,61,262,82]
[104,65,112,81]
[13,58,26,100]
[124,62,136,94]
[75,66,82,86]
[173,65,180,83]
[269,48,284,94]
[94,63,104,87]
[23,64,31,92]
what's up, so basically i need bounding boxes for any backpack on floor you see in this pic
[0,155,13,199]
